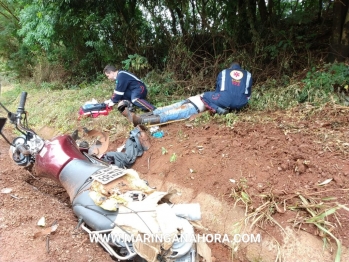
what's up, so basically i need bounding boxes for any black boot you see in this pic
[140,115,161,125]
[121,107,160,126]
[140,111,154,117]
[121,107,142,126]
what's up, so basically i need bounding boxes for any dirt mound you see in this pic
[126,104,349,260]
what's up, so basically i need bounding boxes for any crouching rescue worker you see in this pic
[103,64,156,112]
[201,62,252,114]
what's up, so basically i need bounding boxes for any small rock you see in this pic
[1,188,13,194]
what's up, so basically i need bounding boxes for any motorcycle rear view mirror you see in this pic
[0,117,13,146]
[0,117,6,133]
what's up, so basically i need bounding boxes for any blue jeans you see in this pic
[153,100,198,123]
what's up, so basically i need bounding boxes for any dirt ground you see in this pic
[1,103,349,262]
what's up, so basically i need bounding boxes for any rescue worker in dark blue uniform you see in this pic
[103,65,156,112]
[202,62,252,114]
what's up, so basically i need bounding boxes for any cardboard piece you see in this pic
[133,233,162,262]
[84,129,109,158]
[89,169,156,211]
[197,241,212,262]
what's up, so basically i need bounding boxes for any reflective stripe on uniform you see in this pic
[114,90,124,95]
[245,72,252,94]
[132,98,155,111]
[221,70,226,91]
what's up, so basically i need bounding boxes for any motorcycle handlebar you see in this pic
[17,91,27,115]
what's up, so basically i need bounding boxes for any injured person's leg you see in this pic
[121,107,161,126]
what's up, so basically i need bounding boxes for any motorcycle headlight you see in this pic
[9,137,31,167]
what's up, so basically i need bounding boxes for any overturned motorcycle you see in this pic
[0,92,209,262]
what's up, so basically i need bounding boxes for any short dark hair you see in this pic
[229,62,240,68]
[103,64,117,74]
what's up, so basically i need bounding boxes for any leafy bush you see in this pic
[122,54,151,72]
[298,63,348,104]
[143,71,184,106]
[249,62,349,111]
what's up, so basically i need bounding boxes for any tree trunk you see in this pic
[247,0,259,42]
[341,6,349,59]
[268,0,274,17]
[257,0,269,24]
[328,0,349,62]
[318,0,323,22]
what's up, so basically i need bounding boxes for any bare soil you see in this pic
[1,103,349,262]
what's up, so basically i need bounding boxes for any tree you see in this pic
[0,0,34,76]
[328,0,349,62]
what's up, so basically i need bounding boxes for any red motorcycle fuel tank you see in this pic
[35,135,87,180]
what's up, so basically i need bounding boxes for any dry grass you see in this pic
[230,183,349,262]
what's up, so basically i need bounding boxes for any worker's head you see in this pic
[103,65,118,80]
[229,62,240,69]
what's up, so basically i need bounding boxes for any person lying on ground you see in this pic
[118,62,253,126]
[118,94,206,125]
[103,64,156,112]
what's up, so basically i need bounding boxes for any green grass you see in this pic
[0,81,130,137]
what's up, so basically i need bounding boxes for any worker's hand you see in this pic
[216,107,229,115]
[104,99,115,107]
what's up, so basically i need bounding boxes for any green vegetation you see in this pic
[0,61,347,134]
[170,153,177,163]
[250,62,349,111]
[0,0,348,87]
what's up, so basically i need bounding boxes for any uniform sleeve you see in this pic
[215,71,223,92]
[111,73,128,103]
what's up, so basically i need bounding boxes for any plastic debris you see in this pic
[152,131,164,138]
[317,178,333,186]
[149,126,159,133]
[37,217,46,227]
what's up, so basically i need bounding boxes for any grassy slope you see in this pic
[0,81,132,140]
[1,61,347,139]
